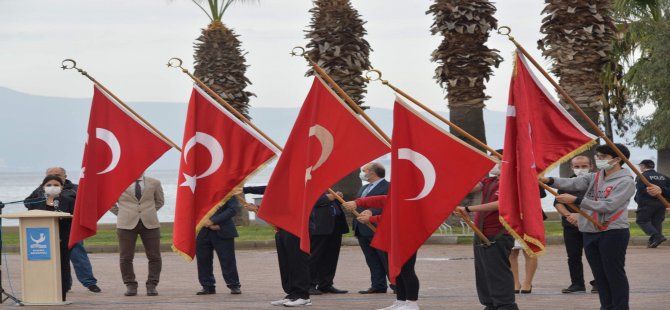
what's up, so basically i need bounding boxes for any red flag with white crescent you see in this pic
[372,98,495,283]
[69,85,172,248]
[499,51,596,256]
[258,77,390,253]
[173,86,279,260]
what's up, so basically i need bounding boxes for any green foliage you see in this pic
[191,0,258,21]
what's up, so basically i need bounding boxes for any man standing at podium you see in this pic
[111,173,164,296]
[26,167,102,294]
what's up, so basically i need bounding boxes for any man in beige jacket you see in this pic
[111,174,164,296]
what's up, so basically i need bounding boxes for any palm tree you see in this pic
[192,0,256,120]
[191,0,256,225]
[538,0,616,176]
[427,0,503,149]
[304,0,373,202]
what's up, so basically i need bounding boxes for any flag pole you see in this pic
[61,59,181,151]
[497,26,670,209]
[291,47,392,144]
[456,209,492,246]
[365,69,604,230]
[167,58,377,232]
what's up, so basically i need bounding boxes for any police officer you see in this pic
[634,159,670,248]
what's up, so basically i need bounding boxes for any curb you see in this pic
[2,235,663,253]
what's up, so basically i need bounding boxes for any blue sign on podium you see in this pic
[26,227,51,261]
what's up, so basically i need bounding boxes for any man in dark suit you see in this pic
[353,162,390,294]
[308,192,350,295]
[195,199,242,295]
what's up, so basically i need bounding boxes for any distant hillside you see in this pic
[0,86,654,172]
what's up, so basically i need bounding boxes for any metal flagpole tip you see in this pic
[364,69,382,82]
[167,57,183,69]
[497,26,514,39]
[61,59,77,70]
[290,46,306,57]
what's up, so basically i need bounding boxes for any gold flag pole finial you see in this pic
[290,46,306,57]
[497,26,513,40]
[61,59,181,151]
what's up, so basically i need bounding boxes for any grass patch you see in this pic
[2,221,668,247]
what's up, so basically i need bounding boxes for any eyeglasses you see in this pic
[594,154,612,160]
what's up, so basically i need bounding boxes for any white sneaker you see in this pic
[271,298,290,306]
[399,301,419,310]
[377,300,406,310]
[283,298,312,307]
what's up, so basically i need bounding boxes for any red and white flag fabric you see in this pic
[257,77,390,253]
[69,85,172,248]
[173,86,279,260]
[499,51,596,256]
[371,98,495,283]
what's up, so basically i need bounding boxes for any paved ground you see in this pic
[2,244,669,309]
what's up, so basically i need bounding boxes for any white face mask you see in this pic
[595,159,616,170]
[572,168,590,176]
[44,186,62,196]
[359,172,368,182]
[490,164,501,176]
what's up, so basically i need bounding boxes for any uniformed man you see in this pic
[634,159,670,248]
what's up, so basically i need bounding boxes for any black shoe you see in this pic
[589,280,598,293]
[358,287,387,294]
[87,285,102,293]
[308,287,322,295]
[561,285,586,294]
[196,288,216,295]
[230,287,242,294]
[319,286,348,294]
[124,285,137,296]
[389,284,396,294]
[649,237,667,248]
[146,286,158,296]
[519,286,532,294]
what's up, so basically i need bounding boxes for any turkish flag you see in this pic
[258,77,390,253]
[173,86,279,260]
[371,98,495,283]
[499,51,596,255]
[69,85,172,248]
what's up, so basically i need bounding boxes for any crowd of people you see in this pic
[11,142,668,309]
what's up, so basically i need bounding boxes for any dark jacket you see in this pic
[353,179,389,237]
[634,169,670,207]
[24,186,75,243]
[243,186,266,195]
[309,194,349,236]
[198,199,239,239]
[25,179,78,210]
[553,175,587,227]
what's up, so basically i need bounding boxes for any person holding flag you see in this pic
[541,143,635,310]
[455,150,518,310]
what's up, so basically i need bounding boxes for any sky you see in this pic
[0,0,551,113]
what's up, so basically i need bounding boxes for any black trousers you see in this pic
[563,224,586,287]
[276,229,310,299]
[474,234,518,310]
[309,233,342,289]
[59,239,71,301]
[357,235,389,290]
[395,253,419,301]
[636,204,666,241]
[583,229,630,310]
[195,231,240,289]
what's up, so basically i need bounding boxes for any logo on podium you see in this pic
[26,227,51,260]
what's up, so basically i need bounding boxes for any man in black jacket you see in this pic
[353,163,390,294]
[308,192,349,295]
[635,159,670,248]
[195,199,242,295]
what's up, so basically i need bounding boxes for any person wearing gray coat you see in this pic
[542,144,635,310]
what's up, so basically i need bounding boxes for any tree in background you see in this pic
[615,0,670,174]
[304,0,373,201]
[427,0,503,150]
[192,0,257,225]
[192,0,256,120]
[538,0,616,176]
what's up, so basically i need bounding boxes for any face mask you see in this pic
[573,168,590,176]
[359,172,368,182]
[44,186,62,196]
[490,164,501,176]
[595,159,617,170]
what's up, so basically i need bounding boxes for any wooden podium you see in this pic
[0,210,72,305]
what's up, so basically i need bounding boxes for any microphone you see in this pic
[53,199,60,211]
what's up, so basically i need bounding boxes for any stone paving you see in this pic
[2,244,669,309]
